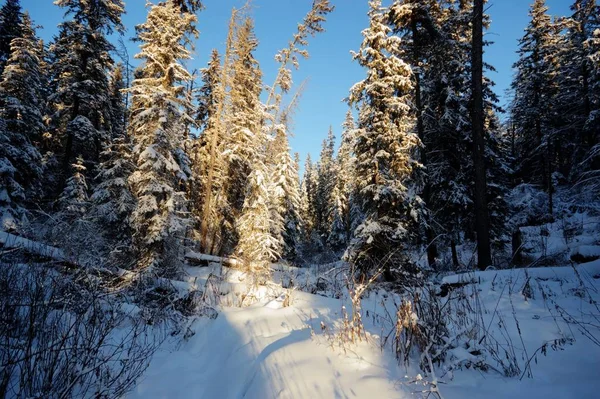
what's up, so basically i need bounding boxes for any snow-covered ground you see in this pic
[128,255,600,399]
[129,289,404,398]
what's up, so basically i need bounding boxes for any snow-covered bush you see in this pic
[507,184,552,227]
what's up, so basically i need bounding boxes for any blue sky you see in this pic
[21,0,572,168]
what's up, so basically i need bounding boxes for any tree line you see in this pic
[300,0,598,278]
[0,0,598,284]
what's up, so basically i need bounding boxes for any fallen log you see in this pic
[0,231,72,264]
[0,231,133,278]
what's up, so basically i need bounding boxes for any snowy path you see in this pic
[129,290,406,399]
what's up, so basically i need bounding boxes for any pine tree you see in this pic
[578,27,600,193]
[328,110,358,250]
[270,123,302,260]
[299,153,317,243]
[90,64,134,261]
[58,156,89,217]
[510,0,561,215]
[189,49,226,253]
[346,0,423,278]
[108,63,127,139]
[389,0,444,268]
[557,0,600,182]
[91,134,134,243]
[314,127,336,244]
[127,0,197,275]
[235,0,333,273]
[0,0,22,75]
[387,0,508,269]
[49,0,125,191]
[197,8,239,255]
[0,11,44,231]
[224,16,263,253]
[235,157,279,282]
[196,49,222,133]
[471,0,493,269]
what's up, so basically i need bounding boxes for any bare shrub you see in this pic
[0,262,159,398]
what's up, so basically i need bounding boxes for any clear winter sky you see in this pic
[22,0,572,170]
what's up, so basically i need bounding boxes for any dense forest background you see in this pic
[1,0,598,278]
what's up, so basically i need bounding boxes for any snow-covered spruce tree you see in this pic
[510,0,561,215]
[264,0,334,255]
[58,156,89,218]
[328,110,358,251]
[314,127,336,245]
[196,49,222,134]
[299,153,317,244]
[48,0,125,194]
[223,16,264,254]
[127,0,197,275]
[346,0,424,279]
[388,0,509,269]
[388,0,445,268]
[90,133,135,265]
[484,110,511,247]
[0,12,44,231]
[90,64,134,265]
[577,27,600,194]
[0,0,22,75]
[235,0,333,273]
[557,0,600,183]
[270,120,302,261]
[197,9,240,256]
[108,63,127,139]
[189,49,225,252]
[235,155,279,283]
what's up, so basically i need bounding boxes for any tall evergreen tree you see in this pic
[270,120,302,261]
[236,0,333,274]
[49,0,125,193]
[328,110,358,250]
[388,0,508,269]
[198,8,239,255]
[346,0,423,278]
[557,0,600,181]
[190,49,226,253]
[108,63,127,138]
[299,153,317,242]
[127,0,198,275]
[389,0,443,268]
[510,0,561,215]
[578,27,600,193]
[314,127,336,243]
[0,0,22,75]
[0,11,44,231]
[90,63,134,262]
[225,16,264,253]
[235,153,279,282]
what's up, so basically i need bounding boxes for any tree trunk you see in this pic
[511,228,523,265]
[451,240,460,269]
[471,0,492,270]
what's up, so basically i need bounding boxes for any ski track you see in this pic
[129,290,407,399]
